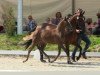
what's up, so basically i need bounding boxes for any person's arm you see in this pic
[31,20,37,29]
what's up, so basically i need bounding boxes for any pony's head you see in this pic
[64,9,85,30]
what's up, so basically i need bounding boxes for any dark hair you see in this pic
[77,8,85,16]
[85,18,92,25]
[93,22,97,25]
[28,15,33,20]
[55,12,62,18]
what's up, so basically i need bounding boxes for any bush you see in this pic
[1,4,16,36]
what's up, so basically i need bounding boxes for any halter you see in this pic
[66,19,73,31]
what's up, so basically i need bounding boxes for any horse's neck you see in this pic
[69,14,78,29]
[56,20,66,32]
[70,14,77,22]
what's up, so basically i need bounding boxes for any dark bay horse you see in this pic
[22,13,84,64]
[50,10,86,62]
[22,18,73,63]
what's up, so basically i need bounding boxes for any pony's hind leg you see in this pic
[37,44,47,62]
[37,44,50,62]
[23,42,35,63]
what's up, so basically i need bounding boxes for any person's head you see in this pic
[28,15,33,20]
[55,12,62,18]
[75,8,85,16]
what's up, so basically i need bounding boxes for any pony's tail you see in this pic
[24,39,32,50]
[18,39,32,50]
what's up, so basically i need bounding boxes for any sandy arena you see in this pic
[0,56,100,71]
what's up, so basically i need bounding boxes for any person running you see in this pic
[71,9,91,61]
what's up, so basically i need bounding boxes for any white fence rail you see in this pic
[0,50,100,57]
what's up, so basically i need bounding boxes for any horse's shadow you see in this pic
[48,61,100,68]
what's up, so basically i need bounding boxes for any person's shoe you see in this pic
[82,53,87,59]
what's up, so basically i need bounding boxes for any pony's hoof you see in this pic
[41,60,46,63]
[76,57,80,61]
[48,59,51,63]
[23,60,26,63]
[71,57,76,62]
[49,61,54,63]
[82,54,87,59]
[67,61,73,64]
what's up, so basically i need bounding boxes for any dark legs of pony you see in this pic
[65,45,73,64]
[23,38,51,63]
[37,44,50,62]
[23,42,35,63]
[50,44,73,64]
[59,44,73,64]
[37,45,46,62]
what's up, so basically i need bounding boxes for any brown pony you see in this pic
[50,10,85,62]
[22,13,84,64]
[23,18,73,63]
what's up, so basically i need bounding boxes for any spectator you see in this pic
[93,12,100,35]
[51,12,63,25]
[85,18,93,34]
[27,15,37,34]
[97,12,100,27]
[45,17,51,24]
[92,22,98,34]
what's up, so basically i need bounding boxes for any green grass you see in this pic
[0,34,100,52]
[88,35,100,52]
[0,33,25,50]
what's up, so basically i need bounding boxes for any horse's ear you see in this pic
[64,17,67,21]
[82,11,85,15]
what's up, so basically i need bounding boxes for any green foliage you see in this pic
[88,35,100,52]
[1,4,16,36]
[0,34,25,50]
[0,34,100,51]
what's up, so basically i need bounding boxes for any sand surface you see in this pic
[0,56,100,71]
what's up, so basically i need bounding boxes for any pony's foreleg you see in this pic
[65,45,73,64]
[76,45,82,61]
[23,42,35,63]
[60,44,73,64]
[50,45,61,63]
